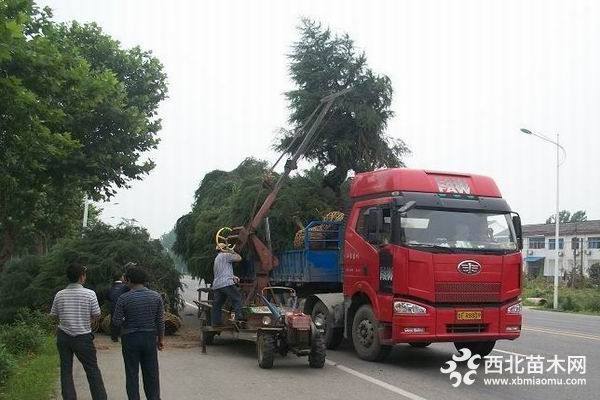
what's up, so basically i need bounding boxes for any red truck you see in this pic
[226,91,523,362]
[267,168,523,361]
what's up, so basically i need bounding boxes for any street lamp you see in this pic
[520,128,566,309]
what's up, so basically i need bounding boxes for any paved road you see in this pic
[181,276,599,400]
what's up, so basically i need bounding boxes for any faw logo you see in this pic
[458,260,481,275]
[435,176,471,194]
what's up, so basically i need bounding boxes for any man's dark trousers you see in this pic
[57,329,107,400]
[211,284,243,325]
[121,332,160,400]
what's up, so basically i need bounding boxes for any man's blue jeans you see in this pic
[121,332,160,400]
[211,285,243,325]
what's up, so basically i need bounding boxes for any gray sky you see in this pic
[43,0,600,238]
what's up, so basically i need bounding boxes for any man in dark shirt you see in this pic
[108,269,129,342]
[113,265,164,400]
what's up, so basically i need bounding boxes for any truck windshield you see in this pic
[395,208,517,252]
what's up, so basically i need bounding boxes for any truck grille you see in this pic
[435,282,501,303]
[447,324,488,333]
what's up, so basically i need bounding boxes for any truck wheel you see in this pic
[352,304,392,362]
[312,301,344,350]
[454,341,496,357]
[308,332,326,368]
[257,333,275,369]
[409,342,431,348]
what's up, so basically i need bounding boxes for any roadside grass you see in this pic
[524,278,600,315]
[0,336,58,400]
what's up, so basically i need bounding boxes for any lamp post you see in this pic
[521,128,566,309]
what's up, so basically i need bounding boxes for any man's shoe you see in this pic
[111,337,119,343]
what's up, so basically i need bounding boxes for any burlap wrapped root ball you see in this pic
[293,211,345,249]
[101,314,112,334]
[164,312,182,335]
[92,312,108,333]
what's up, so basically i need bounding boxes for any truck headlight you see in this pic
[262,316,272,326]
[507,302,522,315]
[394,301,427,315]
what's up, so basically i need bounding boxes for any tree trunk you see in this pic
[0,227,15,272]
[323,166,349,195]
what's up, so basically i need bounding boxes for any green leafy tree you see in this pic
[0,223,182,322]
[545,210,587,224]
[160,229,188,273]
[276,19,410,192]
[173,159,344,280]
[0,0,167,268]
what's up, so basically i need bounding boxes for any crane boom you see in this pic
[234,89,350,296]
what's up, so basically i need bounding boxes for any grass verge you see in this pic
[0,336,58,400]
[524,278,600,314]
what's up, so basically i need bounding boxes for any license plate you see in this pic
[456,310,482,321]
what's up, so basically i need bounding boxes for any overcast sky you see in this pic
[42,0,600,238]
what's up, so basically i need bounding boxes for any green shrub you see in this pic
[0,322,44,356]
[0,344,16,385]
[0,224,182,318]
[559,295,581,312]
[585,296,600,313]
[14,308,55,335]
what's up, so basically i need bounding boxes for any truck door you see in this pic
[346,205,392,295]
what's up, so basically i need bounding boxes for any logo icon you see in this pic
[440,348,481,387]
[458,260,481,275]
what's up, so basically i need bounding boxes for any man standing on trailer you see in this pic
[211,243,244,325]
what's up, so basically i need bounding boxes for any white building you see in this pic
[522,220,600,278]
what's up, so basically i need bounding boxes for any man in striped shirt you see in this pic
[113,265,164,400]
[50,262,107,400]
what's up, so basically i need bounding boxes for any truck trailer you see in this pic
[265,168,523,361]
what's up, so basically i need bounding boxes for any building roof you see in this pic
[523,220,600,237]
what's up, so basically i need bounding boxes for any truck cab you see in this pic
[343,169,523,360]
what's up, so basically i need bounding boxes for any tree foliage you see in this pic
[276,19,410,191]
[0,223,182,322]
[0,0,167,268]
[159,229,188,273]
[545,210,588,224]
[173,159,346,280]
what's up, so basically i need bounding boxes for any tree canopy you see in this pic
[0,223,182,323]
[173,158,346,280]
[545,210,588,224]
[276,19,410,191]
[0,0,167,268]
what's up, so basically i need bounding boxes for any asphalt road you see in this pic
[180,275,599,400]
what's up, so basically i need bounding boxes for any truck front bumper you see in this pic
[385,300,522,344]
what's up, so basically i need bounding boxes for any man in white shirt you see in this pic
[211,244,243,326]
[50,262,107,400]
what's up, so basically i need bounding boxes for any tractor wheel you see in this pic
[312,301,344,350]
[201,330,216,346]
[454,341,496,357]
[409,342,432,348]
[257,333,275,369]
[308,331,326,368]
[352,304,392,362]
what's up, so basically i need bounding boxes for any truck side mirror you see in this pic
[365,207,383,244]
[512,214,523,250]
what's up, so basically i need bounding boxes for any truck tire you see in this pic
[312,301,344,350]
[308,332,326,368]
[257,333,275,369]
[454,341,496,357]
[409,342,431,348]
[352,304,392,362]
